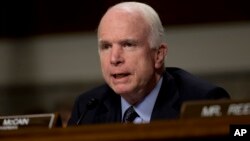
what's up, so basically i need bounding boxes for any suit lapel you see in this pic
[93,87,122,123]
[151,70,181,120]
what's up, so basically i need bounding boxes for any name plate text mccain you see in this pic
[0,113,59,130]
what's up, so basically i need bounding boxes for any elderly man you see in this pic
[68,2,230,125]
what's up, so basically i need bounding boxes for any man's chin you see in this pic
[113,87,132,95]
[114,90,130,95]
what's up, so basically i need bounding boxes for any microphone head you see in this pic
[76,98,99,125]
[86,98,99,110]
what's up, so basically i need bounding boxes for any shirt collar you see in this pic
[121,77,163,123]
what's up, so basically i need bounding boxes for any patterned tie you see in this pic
[123,106,139,123]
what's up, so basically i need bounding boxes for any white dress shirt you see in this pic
[121,77,163,123]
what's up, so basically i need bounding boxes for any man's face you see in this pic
[98,9,162,97]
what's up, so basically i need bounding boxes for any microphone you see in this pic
[76,98,99,125]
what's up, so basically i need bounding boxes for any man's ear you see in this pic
[155,43,167,69]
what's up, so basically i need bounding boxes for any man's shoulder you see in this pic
[165,67,216,89]
[164,67,230,99]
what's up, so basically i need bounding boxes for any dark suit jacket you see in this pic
[68,67,230,125]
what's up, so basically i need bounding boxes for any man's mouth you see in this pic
[112,73,130,79]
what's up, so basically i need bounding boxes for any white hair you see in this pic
[99,2,165,49]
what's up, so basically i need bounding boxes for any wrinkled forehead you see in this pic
[98,9,150,42]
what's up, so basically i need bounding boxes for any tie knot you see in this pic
[123,106,139,123]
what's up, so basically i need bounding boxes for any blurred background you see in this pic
[1,0,250,126]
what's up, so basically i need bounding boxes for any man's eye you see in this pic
[100,44,111,50]
[123,42,135,47]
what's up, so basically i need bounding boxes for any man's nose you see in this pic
[110,46,124,66]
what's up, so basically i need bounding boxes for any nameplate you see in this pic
[0,113,61,130]
[181,99,250,118]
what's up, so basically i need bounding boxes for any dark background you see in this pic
[1,0,250,38]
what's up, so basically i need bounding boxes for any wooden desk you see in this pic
[0,116,249,141]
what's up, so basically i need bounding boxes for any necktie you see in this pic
[123,106,139,123]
